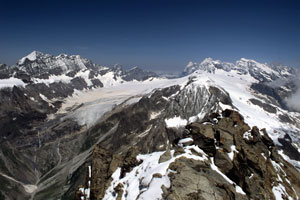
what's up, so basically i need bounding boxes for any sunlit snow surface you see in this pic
[165,116,188,128]
[58,77,188,127]
[0,77,26,89]
[103,145,208,200]
[190,69,300,149]
[102,142,250,200]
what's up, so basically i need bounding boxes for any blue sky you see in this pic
[0,0,299,71]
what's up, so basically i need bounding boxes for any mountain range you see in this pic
[0,51,300,200]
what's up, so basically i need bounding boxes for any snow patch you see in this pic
[272,183,293,200]
[243,131,253,141]
[0,77,26,89]
[165,116,187,128]
[33,74,72,85]
[103,145,207,200]
[150,111,161,120]
[178,138,193,147]
[227,145,238,161]
[23,185,38,194]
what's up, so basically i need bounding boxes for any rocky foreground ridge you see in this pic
[77,109,300,200]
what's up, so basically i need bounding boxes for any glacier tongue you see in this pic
[58,77,189,128]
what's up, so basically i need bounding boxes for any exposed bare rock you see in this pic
[164,157,247,200]
[89,145,140,200]
[161,109,300,200]
[90,146,121,200]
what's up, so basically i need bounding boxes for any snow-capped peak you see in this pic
[16,51,98,75]
[183,57,292,82]
[236,58,262,67]
[183,57,218,75]
[18,50,46,65]
[201,57,217,64]
[56,53,68,58]
[186,61,195,67]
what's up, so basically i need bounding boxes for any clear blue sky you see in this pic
[0,0,299,71]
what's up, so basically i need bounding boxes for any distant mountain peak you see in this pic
[183,57,294,82]
[15,51,98,75]
[56,53,68,58]
[201,57,217,64]
[18,50,46,65]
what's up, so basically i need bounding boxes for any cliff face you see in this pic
[77,109,300,200]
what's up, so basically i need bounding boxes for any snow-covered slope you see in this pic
[183,57,297,82]
[188,66,300,168]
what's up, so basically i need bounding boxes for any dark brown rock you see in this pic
[159,149,171,163]
[120,147,140,178]
[186,123,216,156]
[164,157,247,200]
[90,145,121,200]
[250,126,261,143]
[214,149,233,174]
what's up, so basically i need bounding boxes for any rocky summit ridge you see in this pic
[77,109,300,200]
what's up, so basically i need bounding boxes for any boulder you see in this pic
[214,149,233,174]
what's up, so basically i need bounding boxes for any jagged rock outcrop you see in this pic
[90,146,121,200]
[77,110,300,200]
[162,109,300,200]
[122,67,158,81]
[82,109,300,200]
[89,146,140,200]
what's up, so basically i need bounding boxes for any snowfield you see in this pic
[0,77,26,89]
[58,77,188,127]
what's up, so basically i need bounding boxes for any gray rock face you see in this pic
[0,64,14,79]
[165,157,247,200]
[122,67,158,81]
[251,83,288,110]
[249,98,277,113]
[17,51,97,76]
